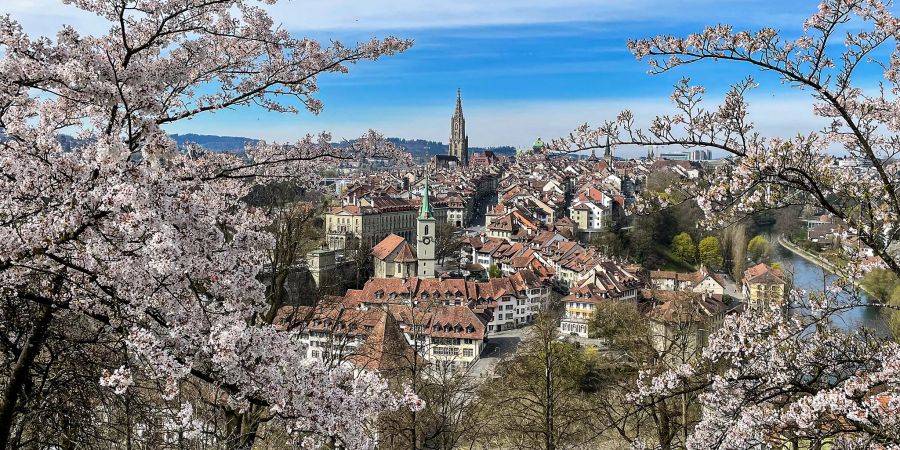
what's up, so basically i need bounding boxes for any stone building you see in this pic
[369,177,437,279]
[448,88,468,166]
[742,263,788,309]
[324,198,417,251]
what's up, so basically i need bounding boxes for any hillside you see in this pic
[170,133,261,153]
[169,133,516,158]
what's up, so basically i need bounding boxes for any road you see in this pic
[468,326,531,378]
[722,276,744,300]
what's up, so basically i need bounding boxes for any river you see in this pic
[773,241,891,336]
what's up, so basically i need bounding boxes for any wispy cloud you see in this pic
[5,0,842,153]
[4,0,814,37]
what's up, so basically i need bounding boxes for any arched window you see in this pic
[424,225,429,235]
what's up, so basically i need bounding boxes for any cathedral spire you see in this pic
[449,88,469,166]
[604,135,613,166]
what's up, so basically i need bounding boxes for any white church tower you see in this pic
[416,176,436,279]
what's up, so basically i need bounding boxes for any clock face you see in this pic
[422,237,432,245]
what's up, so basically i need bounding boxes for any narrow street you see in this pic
[468,326,531,378]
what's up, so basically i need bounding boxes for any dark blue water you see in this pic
[774,242,890,336]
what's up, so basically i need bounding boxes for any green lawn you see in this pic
[653,244,696,272]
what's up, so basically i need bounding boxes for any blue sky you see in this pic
[2,0,878,156]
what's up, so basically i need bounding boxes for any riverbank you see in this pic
[776,235,878,298]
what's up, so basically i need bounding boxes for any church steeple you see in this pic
[416,173,436,278]
[419,175,433,219]
[604,135,613,166]
[449,88,469,166]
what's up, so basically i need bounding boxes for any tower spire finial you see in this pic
[419,173,433,219]
[455,87,463,116]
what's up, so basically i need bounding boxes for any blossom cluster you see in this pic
[0,0,414,448]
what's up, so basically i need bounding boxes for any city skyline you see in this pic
[3,0,877,155]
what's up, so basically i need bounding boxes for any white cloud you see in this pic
[3,0,802,37]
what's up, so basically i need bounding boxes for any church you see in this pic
[432,88,469,169]
[371,177,437,279]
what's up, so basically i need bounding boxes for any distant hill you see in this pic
[169,133,516,158]
[170,133,260,153]
[2,131,518,159]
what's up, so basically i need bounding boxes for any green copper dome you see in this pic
[532,137,545,150]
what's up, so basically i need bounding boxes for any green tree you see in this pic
[488,264,503,279]
[746,235,771,262]
[671,232,697,264]
[697,236,724,270]
[861,268,900,304]
[890,286,900,343]
[590,230,625,258]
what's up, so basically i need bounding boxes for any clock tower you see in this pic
[417,176,436,279]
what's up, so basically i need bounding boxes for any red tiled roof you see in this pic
[372,234,407,260]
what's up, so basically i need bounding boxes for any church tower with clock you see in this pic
[417,176,436,279]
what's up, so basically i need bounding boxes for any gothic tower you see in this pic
[603,135,614,167]
[416,176,436,279]
[449,88,469,166]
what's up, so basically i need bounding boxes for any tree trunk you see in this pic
[226,408,261,450]
[544,331,554,450]
[0,304,53,448]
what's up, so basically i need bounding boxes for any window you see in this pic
[424,224,429,235]
[463,348,474,357]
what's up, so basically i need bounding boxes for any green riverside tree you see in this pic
[671,232,697,264]
[861,268,899,304]
[697,236,724,271]
[747,235,771,262]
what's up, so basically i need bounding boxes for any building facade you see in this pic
[742,263,788,309]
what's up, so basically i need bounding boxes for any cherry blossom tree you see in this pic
[553,0,900,447]
[0,0,419,448]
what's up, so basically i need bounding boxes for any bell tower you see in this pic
[416,176,436,278]
[449,88,469,166]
